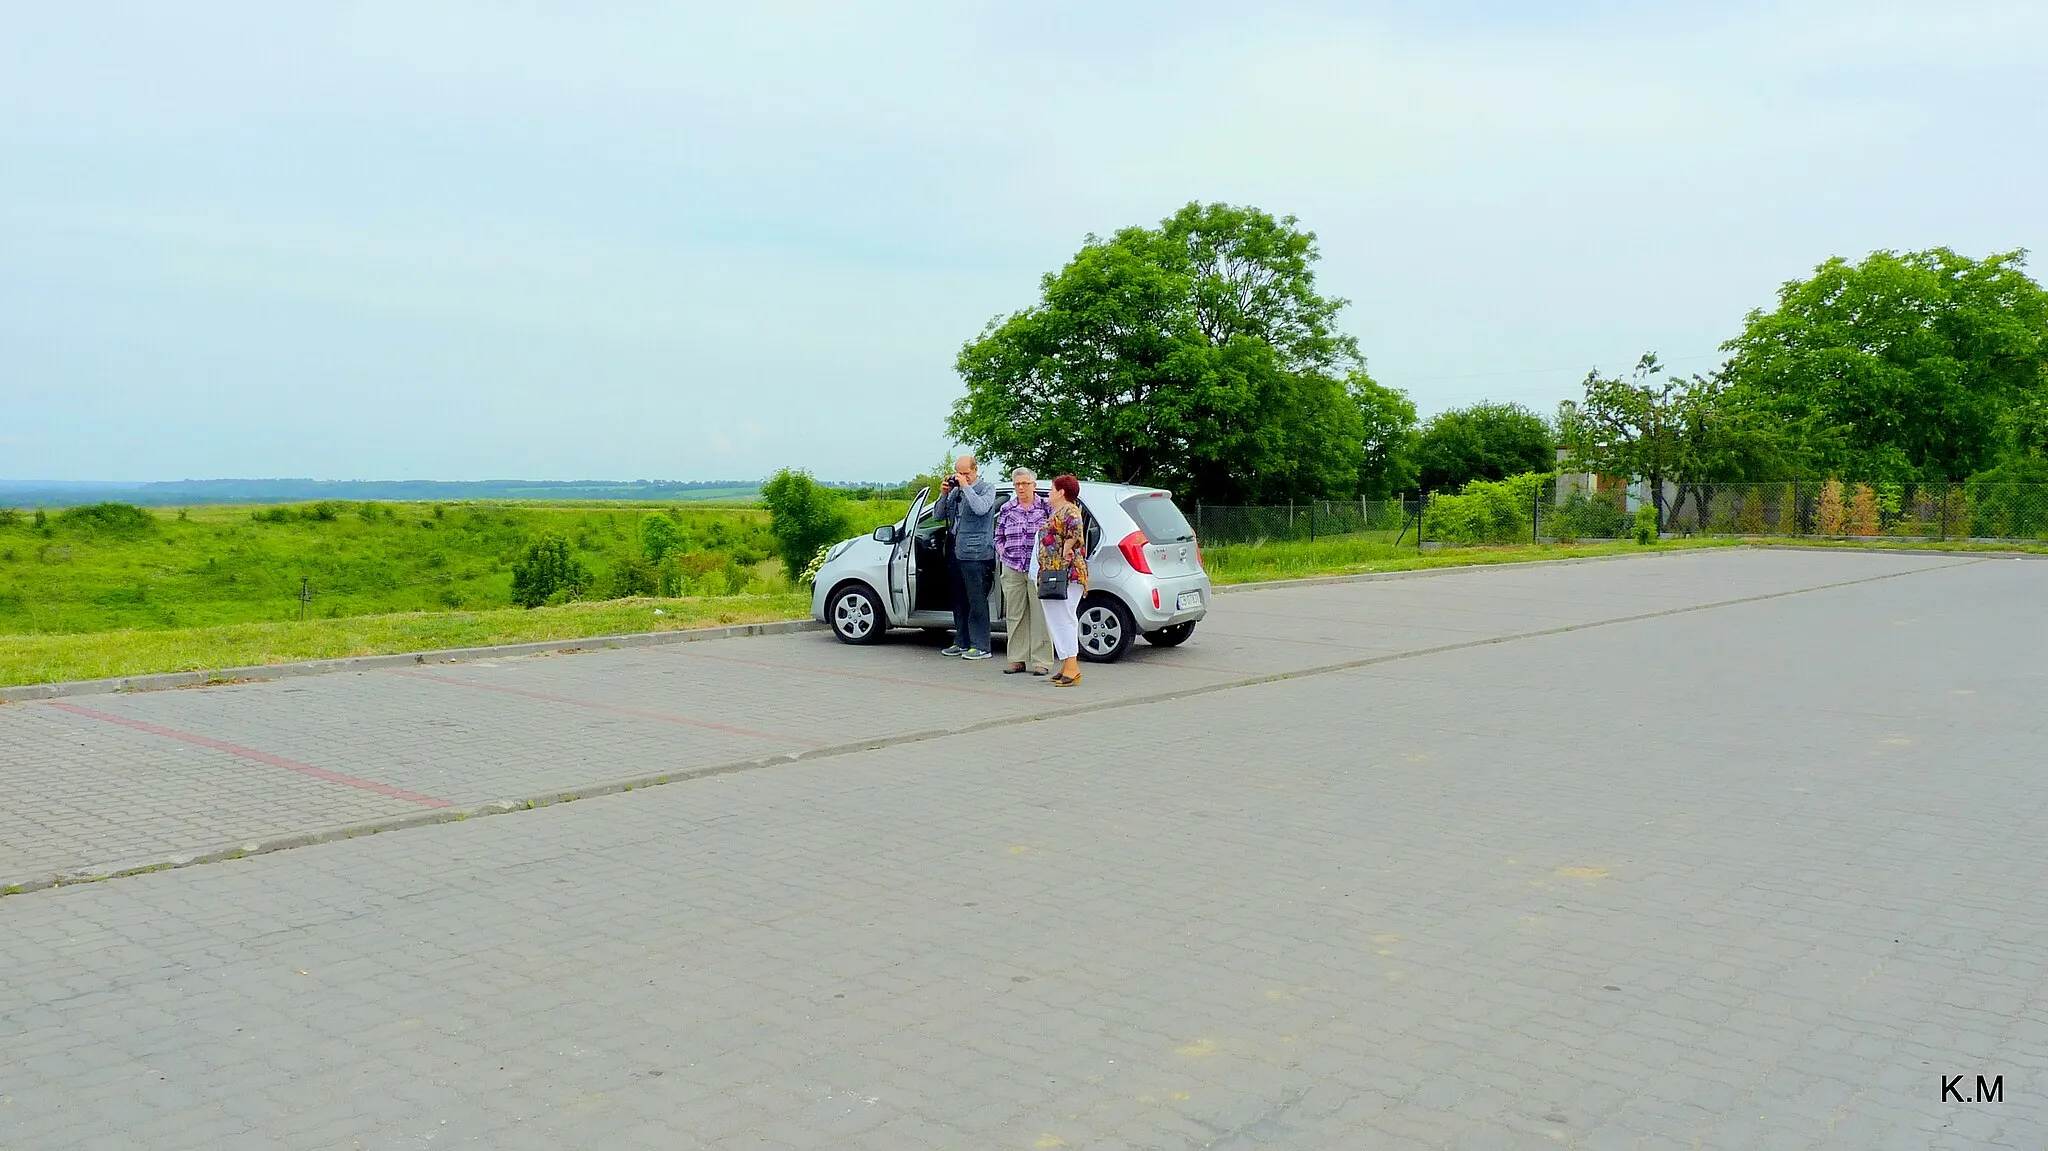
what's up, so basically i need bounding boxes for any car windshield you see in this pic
[1120,493,1196,542]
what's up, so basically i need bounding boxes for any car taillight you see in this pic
[1119,530,1152,574]
[1151,588,1161,609]
[1194,537,1203,569]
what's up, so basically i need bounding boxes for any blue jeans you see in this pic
[949,557,993,652]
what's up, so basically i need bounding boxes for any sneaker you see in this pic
[962,648,993,660]
[940,645,966,657]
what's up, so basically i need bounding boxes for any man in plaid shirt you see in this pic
[995,467,1055,675]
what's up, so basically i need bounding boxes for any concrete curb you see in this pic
[0,618,828,703]
[1,552,1981,898]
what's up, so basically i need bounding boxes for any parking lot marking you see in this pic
[393,669,826,747]
[44,701,455,808]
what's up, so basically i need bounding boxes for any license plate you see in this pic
[1175,591,1202,611]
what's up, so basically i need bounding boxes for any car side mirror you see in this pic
[874,524,900,543]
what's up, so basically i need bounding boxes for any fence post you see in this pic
[1794,481,1803,537]
[1532,487,1539,544]
[1417,493,1425,551]
[1938,483,1947,541]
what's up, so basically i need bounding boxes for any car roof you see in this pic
[1002,479,1171,502]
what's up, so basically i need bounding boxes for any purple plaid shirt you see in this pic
[995,496,1050,571]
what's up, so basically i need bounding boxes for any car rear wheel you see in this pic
[828,583,886,644]
[1077,594,1135,663]
[1144,621,1196,647]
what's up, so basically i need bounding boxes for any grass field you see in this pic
[0,499,903,634]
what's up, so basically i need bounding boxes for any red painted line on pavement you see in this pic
[45,702,454,809]
[671,649,1068,704]
[392,669,826,747]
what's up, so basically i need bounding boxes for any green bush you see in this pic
[1546,488,1628,540]
[510,533,591,608]
[1633,504,1659,545]
[57,503,156,536]
[798,543,835,589]
[640,513,686,562]
[597,553,660,599]
[0,508,21,527]
[1425,472,1548,544]
[760,468,852,581]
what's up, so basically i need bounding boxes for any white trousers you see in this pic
[1040,587,1080,660]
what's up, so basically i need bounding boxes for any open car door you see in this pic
[886,486,929,623]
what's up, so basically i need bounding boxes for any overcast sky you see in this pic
[3,1,2043,483]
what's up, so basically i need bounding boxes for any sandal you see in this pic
[1049,672,1081,687]
[1002,662,1028,674]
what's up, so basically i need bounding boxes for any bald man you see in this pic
[933,454,998,659]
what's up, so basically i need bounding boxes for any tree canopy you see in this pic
[1413,402,1553,493]
[1721,248,2048,482]
[949,203,1408,504]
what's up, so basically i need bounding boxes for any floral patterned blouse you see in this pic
[1036,502,1089,587]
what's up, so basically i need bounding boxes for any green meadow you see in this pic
[0,498,901,657]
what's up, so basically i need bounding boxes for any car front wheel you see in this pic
[828,583,886,644]
[1077,594,1136,663]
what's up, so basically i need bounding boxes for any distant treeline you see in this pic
[0,477,898,509]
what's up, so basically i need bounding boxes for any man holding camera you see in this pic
[934,454,998,659]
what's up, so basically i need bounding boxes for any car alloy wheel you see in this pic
[829,585,884,644]
[1077,595,1135,662]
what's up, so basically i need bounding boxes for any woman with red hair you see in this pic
[1035,474,1089,686]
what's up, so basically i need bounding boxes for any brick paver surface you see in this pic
[2,549,2043,1148]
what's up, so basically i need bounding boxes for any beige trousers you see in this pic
[998,565,1056,670]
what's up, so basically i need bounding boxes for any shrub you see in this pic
[1735,491,1766,535]
[57,502,156,536]
[1425,471,1548,544]
[0,508,20,527]
[1847,483,1880,536]
[598,554,660,599]
[509,533,591,608]
[1633,504,1659,545]
[1813,479,1847,535]
[640,514,686,563]
[798,543,835,589]
[1546,487,1627,540]
[761,468,853,580]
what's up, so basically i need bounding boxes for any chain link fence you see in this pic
[1189,500,1412,545]
[1545,481,2048,543]
[1185,482,2048,547]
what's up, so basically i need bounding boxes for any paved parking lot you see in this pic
[2,548,2044,1148]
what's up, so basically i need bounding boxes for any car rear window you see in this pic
[1120,493,1196,542]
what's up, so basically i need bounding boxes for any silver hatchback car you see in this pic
[809,480,1210,662]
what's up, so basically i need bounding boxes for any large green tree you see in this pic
[1413,402,1553,493]
[1721,248,2048,481]
[1556,354,1785,527]
[949,203,1401,504]
[1350,372,1419,497]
